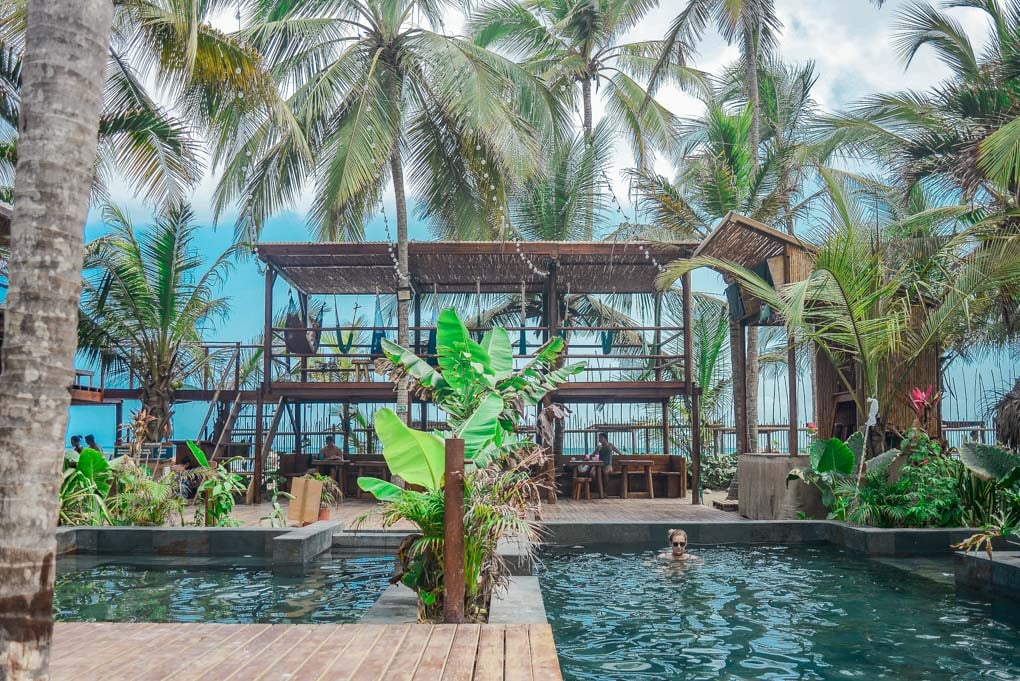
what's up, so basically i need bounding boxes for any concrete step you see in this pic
[713,499,739,513]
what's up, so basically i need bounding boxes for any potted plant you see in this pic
[303,472,343,520]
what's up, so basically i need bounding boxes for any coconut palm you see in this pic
[215,0,553,416]
[0,2,112,677]
[470,0,705,238]
[0,0,284,206]
[78,203,238,442]
[660,167,1020,452]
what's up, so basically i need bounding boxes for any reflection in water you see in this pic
[55,552,394,624]
[538,545,1020,681]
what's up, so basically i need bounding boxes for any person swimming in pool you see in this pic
[659,528,700,562]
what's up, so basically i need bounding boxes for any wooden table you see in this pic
[313,458,348,492]
[562,459,606,499]
[620,459,655,499]
[347,459,390,498]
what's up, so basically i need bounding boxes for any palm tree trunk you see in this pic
[389,111,411,424]
[139,382,175,442]
[743,24,761,452]
[0,2,113,678]
[581,76,595,240]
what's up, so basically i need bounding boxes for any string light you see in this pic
[379,201,415,293]
[600,169,665,273]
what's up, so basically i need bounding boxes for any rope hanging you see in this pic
[519,280,528,354]
[473,279,484,342]
[426,284,438,366]
[369,291,387,356]
[558,283,571,339]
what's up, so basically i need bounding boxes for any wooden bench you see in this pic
[558,455,688,498]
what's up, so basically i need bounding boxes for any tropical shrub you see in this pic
[59,448,111,526]
[186,441,247,527]
[700,453,737,491]
[360,309,583,622]
[955,441,1020,529]
[105,460,184,527]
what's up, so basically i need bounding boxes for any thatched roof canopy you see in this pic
[255,240,697,295]
[693,211,815,268]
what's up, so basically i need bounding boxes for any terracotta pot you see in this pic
[318,507,330,521]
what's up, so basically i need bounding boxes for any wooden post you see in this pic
[444,437,465,624]
[263,269,275,393]
[691,387,702,504]
[662,400,670,456]
[253,391,264,503]
[682,273,700,502]
[788,331,798,456]
[732,321,749,454]
[653,291,663,382]
[298,292,309,383]
[114,401,123,443]
[342,402,351,455]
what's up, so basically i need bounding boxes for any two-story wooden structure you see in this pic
[247,240,705,503]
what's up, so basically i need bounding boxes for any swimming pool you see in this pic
[55,551,394,624]
[538,544,1020,680]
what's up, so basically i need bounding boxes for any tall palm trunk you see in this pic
[388,74,411,424]
[742,23,761,452]
[581,75,594,240]
[0,2,113,678]
[139,380,175,442]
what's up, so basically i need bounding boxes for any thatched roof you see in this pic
[693,211,814,269]
[255,240,698,295]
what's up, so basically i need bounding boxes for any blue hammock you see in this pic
[426,309,439,366]
[369,295,387,356]
[600,329,615,355]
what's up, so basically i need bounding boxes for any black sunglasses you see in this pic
[672,541,686,547]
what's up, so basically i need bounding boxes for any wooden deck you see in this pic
[230,490,738,529]
[52,622,561,680]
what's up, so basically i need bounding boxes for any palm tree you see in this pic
[78,203,238,442]
[216,0,552,416]
[0,2,113,677]
[470,0,704,237]
[661,167,1020,453]
[0,0,283,206]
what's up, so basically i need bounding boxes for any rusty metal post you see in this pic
[444,437,465,624]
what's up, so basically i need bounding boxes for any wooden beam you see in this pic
[444,438,466,624]
[732,321,749,455]
[263,269,276,398]
[788,331,798,456]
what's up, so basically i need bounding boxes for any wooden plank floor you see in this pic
[51,623,562,681]
[231,489,737,529]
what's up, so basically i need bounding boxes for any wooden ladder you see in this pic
[246,396,286,504]
[211,392,243,460]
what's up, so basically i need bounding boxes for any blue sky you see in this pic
[66,0,1017,445]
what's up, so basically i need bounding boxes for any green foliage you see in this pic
[105,460,184,527]
[958,442,1020,487]
[75,448,112,496]
[700,453,737,490]
[955,442,1020,527]
[185,443,247,527]
[59,466,110,527]
[809,437,856,475]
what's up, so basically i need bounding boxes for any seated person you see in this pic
[659,528,700,562]
[318,435,343,460]
[70,435,83,453]
[84,434,102,454]
[593,431,622,473]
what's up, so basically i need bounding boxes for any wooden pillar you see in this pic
[788,331,798,456]
[691,387,702,504]
[682,273,702,504]
[444,438,466,623]
[295,402,303,461]
[732,321,749,454]
[253,390,264,503]
[653,292,663,382]
[263,269,276,393]
[542,259,559,340]
[298,292,309,383]
[342,402,351,455]
[662,400,670,456]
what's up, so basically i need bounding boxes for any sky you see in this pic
[66,0,1015,445]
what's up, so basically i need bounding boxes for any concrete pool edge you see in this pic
[361,577,549,625]
[56,521,342,565]
[954,551,1020,603]
[539,520,990,557]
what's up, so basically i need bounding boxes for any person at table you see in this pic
[593,432,622,473]
[318,435,343,460]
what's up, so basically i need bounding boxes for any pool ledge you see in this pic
[541,520,988,557]
[56,521,342,565]
[954,550,1020,602]
[361,577,549,625]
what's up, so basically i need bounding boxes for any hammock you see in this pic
[600,329,615,355]
[518,283,528,354]
[334,295,355,354]
[369,294,387,356]
[426,309,438,366]
[284,294,323,355]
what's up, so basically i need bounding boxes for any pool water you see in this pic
[54,552,394,624]
[538,544,1020,680]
